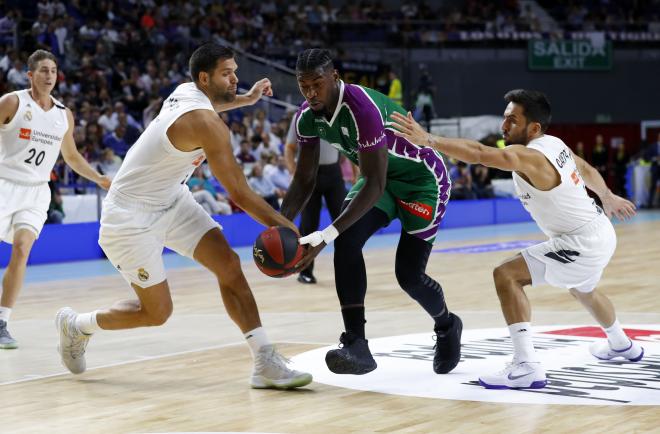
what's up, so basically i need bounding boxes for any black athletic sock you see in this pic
[341,305,366,339]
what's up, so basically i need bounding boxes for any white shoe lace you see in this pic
[255,346,295,376]
[64,320,88,359]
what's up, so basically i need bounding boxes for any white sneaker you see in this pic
[479,361,547,389]
[590,339,644,362]
[55,307,91,374]
[250,345,313,389]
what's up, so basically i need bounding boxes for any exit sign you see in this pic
[528,40,612,71]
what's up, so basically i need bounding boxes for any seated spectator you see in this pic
[7,59,28,88]
[102,124,130,157]
[187,166,232,216]
[449,160,477,200]
[97,147,123,179]
[264,155,292,191]
[248,163,281,210]
[236,139,257,173]
[472,165,494,198]
[46,180,65,224]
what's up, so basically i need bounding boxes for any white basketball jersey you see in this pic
[109,83,214,209]
[512,134,600,237]
[0,89,69,184]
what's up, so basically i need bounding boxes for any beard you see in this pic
[209,82,237,104]
[503,131,529,146]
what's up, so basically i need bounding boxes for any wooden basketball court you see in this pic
[2,214,659,433]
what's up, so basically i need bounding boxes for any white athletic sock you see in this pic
[0,306,12,322]
[244,327,270,358]
[604,319,630,350]
[509,322,538,363]
[75,311,101,335]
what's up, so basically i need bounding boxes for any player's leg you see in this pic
[55,279,173,374]
[297,184,323,284]
[570,286,644,361]
[478,253,546,389]
[326,199,390,374]
[394,231,462,373]
[192,228,312,388]
[0,227,36,349]
[167,193,311,389]
[1,182,50,349]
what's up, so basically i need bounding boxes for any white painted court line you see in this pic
[0,340,331,387]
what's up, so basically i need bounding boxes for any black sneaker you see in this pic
[433,313,462,374]
[325,332,377,375]
[297,271,317,284]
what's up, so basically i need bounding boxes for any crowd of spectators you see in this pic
[0,1,657,221]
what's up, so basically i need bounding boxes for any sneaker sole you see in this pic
[478,379,547,390]
[0,342,18,349]
[325,353,377,375]
[593,347,645,362]
[250,373,313,389]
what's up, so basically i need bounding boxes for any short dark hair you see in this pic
[189,43,234,82]
[296,48,334,73]
[504,89,552,132]
[27,50,57,71]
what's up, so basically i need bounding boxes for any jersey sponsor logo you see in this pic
[18,128,31,140]
[360,131,386,149]
[571,170,580,185]
[544,249,580,264]
[192,154,205,167]
[397,199,433,220]
[23,110,32,121]
[292,325,660,405]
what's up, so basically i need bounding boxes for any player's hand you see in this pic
[244,78,273,105]
[390,111,429,146]
[602,192,636,221]
[97,175,112,190]
[295,241,326,271]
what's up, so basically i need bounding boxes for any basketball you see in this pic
[253,226,304,277]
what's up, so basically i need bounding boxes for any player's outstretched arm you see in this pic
[60,109,111,190]
[280,142,319,220]
[215,78,273,112]
[190,110,298,233]
[573,152,636,220]
[390,111,538,173]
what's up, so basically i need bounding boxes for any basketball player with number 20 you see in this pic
[0,50,111,349]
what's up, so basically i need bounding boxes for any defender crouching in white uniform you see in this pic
[55,43,312,389]
[391,89,642,390]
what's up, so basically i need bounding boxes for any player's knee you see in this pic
[11,239,33,261]
[493,264,515,291]
[213,250,245,284]
[395,263,421,291]
[569,287,592,302]
[143,301,173,326]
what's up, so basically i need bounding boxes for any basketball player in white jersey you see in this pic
[55,43,312,389]
[391,89,642,389]
[0,50,110,349]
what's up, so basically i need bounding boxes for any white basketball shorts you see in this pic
[0,178,50,243]
[521,212,616,293]
[99,187,221,287]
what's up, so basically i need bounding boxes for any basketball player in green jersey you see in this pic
[281,49,462,375]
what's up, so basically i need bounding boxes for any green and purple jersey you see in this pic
[294,81,452,243]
